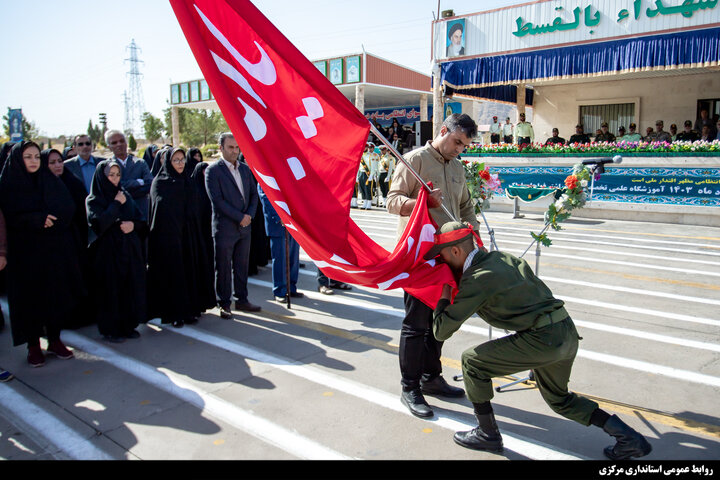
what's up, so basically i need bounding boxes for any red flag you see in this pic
[170,0,455,307]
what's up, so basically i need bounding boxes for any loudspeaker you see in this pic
[415,121,432,146]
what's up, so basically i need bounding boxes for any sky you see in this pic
[0,0,528,138]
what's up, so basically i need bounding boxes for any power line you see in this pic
[124,39,146,137]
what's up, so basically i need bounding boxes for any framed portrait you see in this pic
[346,56,361,83]
[446,18,466,58]
[329,58,343,85]
[200,80,210,101]
[313,60,327,77]
[190,81,200,102]
[171,84,180,104]
[180,83,189,103]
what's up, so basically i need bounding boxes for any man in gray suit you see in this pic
[64,134,104,193]
[105,130,153,220]
[205,132,261,319]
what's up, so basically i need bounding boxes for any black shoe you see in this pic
[289,291,304,298]
[234,302,261,312]
[184,317,198,325]
[219,307,233,319]
[453,412,504,452]
[126,330,141,339]
[172,320,184,328]
[421,375,465,398]
[401,389,433,418]
[602,415,652,460]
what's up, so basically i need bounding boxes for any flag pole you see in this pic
[369,123,459,224]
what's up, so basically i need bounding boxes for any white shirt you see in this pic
[221,158,245,200]
[463,248,480,273]
[489,122,501,134]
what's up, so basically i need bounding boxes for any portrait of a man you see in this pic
[446,20,465,57]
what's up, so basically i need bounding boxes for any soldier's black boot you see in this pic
[602,415,652,460]
[453,411,504,452]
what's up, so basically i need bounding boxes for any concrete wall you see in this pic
[531,72,720,141]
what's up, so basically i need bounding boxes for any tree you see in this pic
[2,112,40,141]
[87,119,103,145]
[127,133,137,152]
[142,112,165,142]
[128,133,137,152]
[163,107,228,147]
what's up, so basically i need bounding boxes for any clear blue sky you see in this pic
[0,0,527,138]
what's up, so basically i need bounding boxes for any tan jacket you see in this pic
[386,141,479,239]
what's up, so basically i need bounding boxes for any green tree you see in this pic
[163,107,228,147]
[128,133,137,152]
[142,112,165,142]
[2,112,40,140]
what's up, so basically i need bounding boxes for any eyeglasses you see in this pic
[76,141,92,147]
[171,158,186,164]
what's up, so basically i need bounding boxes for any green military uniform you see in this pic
[595,132,616,142]
[432,248,599,426]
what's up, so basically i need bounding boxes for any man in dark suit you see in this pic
[205,132,260,319]
[105,130,153,220]
[258,184,302,304]
[64,134,104,193]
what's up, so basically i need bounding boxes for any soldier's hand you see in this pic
[441,284,453,301]
[428,188,443,209]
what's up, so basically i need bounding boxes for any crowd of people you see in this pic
[0,114,655,459]
[485,108,720,146]
[0,129,351,379]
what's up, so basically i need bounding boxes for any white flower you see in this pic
[580,179,588,187]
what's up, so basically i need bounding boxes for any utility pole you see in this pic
[124,39,146,137]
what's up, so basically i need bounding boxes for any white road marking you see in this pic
[147,320,585,460]
[541,276,720,306]
[61,332,351,460]
[258,278,720,387]
[0,383,113,460]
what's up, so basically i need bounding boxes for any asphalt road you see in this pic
[0,207,718,474]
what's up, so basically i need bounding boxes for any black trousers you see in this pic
[490,134,500,144]
[400,292,444,390]
[378,172,389,198]
[503,135,513,144]
[213,230,251,309]
[518,136,531,145]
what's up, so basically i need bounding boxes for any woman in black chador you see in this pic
[42,148,94,328]
[86,160,148,343]
[147,148,214,328]
[190,161,216,304]
[0,141,83,367]
[186,147,203,174]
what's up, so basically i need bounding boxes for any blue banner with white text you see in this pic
[493,166,720,206]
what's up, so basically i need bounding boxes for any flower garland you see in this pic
[531,163,594,247]
[462,159,503,214]
[466,139,720,155]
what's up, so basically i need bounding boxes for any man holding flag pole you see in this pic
[386,113,480,418]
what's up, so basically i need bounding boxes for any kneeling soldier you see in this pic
[426,221,652,460]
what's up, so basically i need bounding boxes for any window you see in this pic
[580,103,635,136]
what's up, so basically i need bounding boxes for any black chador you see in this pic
[190,161,216,304]
[147,148,214,328]
[0,141,83,347]
[86,160,148,341]
[41,148,94,328]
